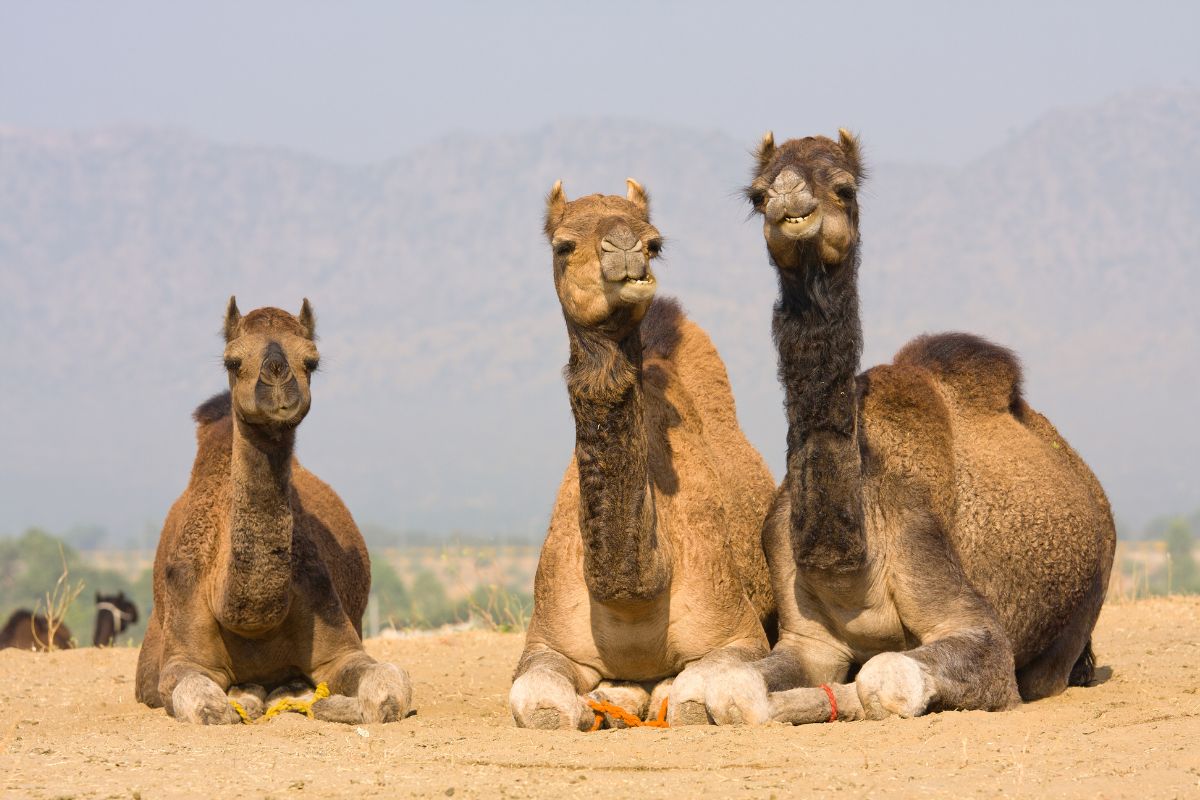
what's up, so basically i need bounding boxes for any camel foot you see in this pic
[357,662,412,723]
[669,660,769,726]
[510,669,590,730]
[227,683,267,720]
[172,673,239,725]
[588,681,650,728]
[856,652,935,720]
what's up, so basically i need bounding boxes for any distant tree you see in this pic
[1165,519,1199,594]
[409,570,456,627]
[369,554,412,629]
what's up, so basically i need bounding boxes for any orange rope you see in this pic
[586,697,670,731]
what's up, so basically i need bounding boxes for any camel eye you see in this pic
[836,185,857,202]
[553,240,575,257]
[646,239,663,257]
[748,189,767,209]
[224,357,241,373]
[303,357,320,373]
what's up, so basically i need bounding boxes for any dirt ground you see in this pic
[2,598,1198,799]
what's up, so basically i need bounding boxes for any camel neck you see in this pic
[773,249,867,571]
[215,417,295,634]
[564,322,671,604]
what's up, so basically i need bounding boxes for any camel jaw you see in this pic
[614,274,657,304]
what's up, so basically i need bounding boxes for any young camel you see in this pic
[510,180,776,730]
[135,299,411,725]
[716,131,1116,725]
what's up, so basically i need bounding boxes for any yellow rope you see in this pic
[229,682,330,724]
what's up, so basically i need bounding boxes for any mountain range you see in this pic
[1,89,1196,543]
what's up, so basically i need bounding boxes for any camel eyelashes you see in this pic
[835,185,857,201]
[303,357,320,373]
[553,240,576,257]
[646,238,663,257]
[224,356,241,372]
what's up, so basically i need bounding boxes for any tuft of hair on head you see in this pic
[625,178,649,216]
[298,298,316,340]
[544,180,567,239]
[837,128,866,180]
[223,296,241,343]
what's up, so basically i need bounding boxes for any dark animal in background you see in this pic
[0,609,74,651]
[94,591,139,647]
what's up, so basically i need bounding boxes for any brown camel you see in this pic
[135,298,411,725]
[717,130,1117,725]
[510,180,777,729]
[0,610,73,651]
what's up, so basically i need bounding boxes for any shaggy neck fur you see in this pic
[214,416,295,634]
[564,317,671,604]
[773,245,867,572]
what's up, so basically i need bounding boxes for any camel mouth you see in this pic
[776,211,822,240]
[614,273,657,303]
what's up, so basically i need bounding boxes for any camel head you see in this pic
[222,297,319,430]
[745,130,865,272]
[544,179,664,335]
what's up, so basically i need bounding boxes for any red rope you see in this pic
[819,683,838,722]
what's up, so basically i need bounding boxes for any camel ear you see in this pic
[224,296,241,343]
[755,131,776,174]
[838,128,864,179]
[544,180,567,239]
[298,298,316,340]
[626,178,649,215]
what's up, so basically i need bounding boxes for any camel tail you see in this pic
[193,391,232,426]
[641,296,685,360]
[1068,640,1096,687]
[894,332,1023,414]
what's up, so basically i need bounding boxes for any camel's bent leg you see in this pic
[668,643,772,726]
[1016,568,1106,700]
[510,644,596,731]
[134,613,165,707]
[159,663,239,725]
[314,649,412,724]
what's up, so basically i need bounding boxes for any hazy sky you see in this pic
[3,1,1197,165]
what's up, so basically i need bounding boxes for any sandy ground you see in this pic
[1,598,1198,799]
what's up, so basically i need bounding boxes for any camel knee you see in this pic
[855,652,935,720]
[510,668,590,731]
[171,673,239,725]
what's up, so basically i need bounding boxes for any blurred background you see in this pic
[2,1,1198,643]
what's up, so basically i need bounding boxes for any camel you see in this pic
[712,130,1117,725]
[93,591,138,647]
[510,180,777,729]
[0,610,73,651]
[134,298,411,725]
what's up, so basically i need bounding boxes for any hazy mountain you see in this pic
[1,89,1196,543]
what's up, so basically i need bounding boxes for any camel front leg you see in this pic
[313,648,412,724]
[510,644,597,731]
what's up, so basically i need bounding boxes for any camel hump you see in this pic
[193,391,232,426]
[894,332,1024,414]
[641,296,685,360]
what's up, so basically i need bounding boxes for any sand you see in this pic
[2,597,1198,799]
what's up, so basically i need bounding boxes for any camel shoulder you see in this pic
[893,332,1023,415]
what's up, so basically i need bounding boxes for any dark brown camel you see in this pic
[0,610,73,651]
[93,591,139,647]
[714,130,1117,725]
